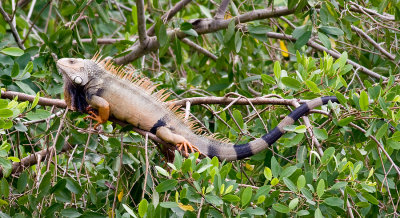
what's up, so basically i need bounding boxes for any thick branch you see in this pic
[1,91,67,108]
[136,0,148,44]
[115,6,295,64]
[214,0,230,20]
[351,25,395,60]
[147,0,192,36]
[180,38,217,60]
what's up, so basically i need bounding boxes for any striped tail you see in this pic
[207,96,339,161]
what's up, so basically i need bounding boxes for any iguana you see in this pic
[57,55,339,161]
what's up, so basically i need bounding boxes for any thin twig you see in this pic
[180,38,217,60]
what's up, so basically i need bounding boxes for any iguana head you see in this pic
[57,58,100,86]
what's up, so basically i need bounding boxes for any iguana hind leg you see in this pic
[156,126,201,156]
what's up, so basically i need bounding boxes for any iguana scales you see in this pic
[57,55,339,161]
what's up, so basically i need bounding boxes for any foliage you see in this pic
[0,0,399,217]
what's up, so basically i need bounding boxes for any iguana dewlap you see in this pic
[57,56,339,161]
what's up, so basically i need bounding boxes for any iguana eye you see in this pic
[73,76,83,84]
[69,60,75,64]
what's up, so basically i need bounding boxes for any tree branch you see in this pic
[0,2,25,49]
[115,6,295,64]
[147,0,193,36]
[351,25,395,60]
[136,0,148,45]
[214,0,230,20]
[264,32,387,80]
[180,38,217,60]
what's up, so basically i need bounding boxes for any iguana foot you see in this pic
[176,141,201,155]
[84,111,105,129]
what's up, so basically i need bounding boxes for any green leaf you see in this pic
[281,166,297,178]
[180,22,193,31]
[159,202,179,208]
[0,158,11,177]
[261,74,275,85]
[222,194,240,203]
[331,182,347,190]
[321,147,335,165]
[122,204,138,217]
[338,116,354,126]
[264,167,272,180]
[359,91,369,111]
[11,62,19,77]
[324,197,344,207]
[271,157,280,178]
[319,26,344,36]
[272,203,290,213]
[157,24,168,47]
[289,198,299,209]
[65,178,83,195]
[305,80,320,93]
[155,179,178,192]
[313,128,328,140]
[283,177,297,192]
[282,77,302,90]
[388,139,400,149]
[224,20,236,43]
[155,166,170,177]
[315,208,323,218]
[317,179,325,198]
[204,195,223,206]
[25,109,51,120]
[0,109,13,118]
[182,29,198,37]
[362,192,379,205]
[61,209,81,218]
[375,123,388,140]
[297,175,306,191]
[199,5,212,18]
[274,61,281,79]
[1,47,24,56]
[138,199,148,217]
[241,187,252,206]
[294,31,311,49]
[318,32,331,49]
[17,171,28,193]
[234,31,242,53]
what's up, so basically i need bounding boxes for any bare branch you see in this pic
[115,6,295,64]
[180,38,217,60]
[0,2,25,49]
[147,0,193,36]
[136,0,148,44]
[351,25,395,60]
[214,0,230,20]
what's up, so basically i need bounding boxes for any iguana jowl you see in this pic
[57,56,339,161]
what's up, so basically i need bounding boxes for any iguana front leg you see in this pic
[84,96,110,129]
[156,126,201,155]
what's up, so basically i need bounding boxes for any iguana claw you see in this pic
[176,141,201,156]
[84,111,105,129]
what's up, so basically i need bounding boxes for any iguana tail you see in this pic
[182,96,338,161]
